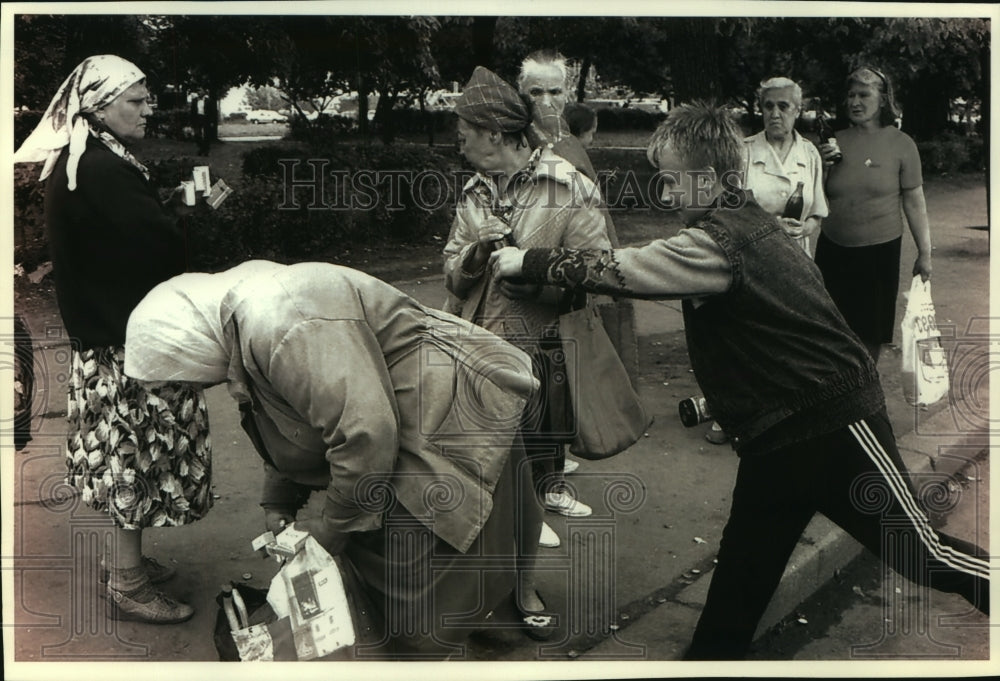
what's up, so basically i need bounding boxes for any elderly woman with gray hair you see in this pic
[742,76,828,256]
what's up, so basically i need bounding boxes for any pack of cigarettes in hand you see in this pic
[268,526,310,559]
[180,180,197,206]
[251,530,278,558]
[192,165,212,196]
[207,178,233,209]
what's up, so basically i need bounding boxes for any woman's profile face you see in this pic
[846,82,882,127]
[456,117,497,172]
[100,81,153,140]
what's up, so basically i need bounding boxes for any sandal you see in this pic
[514,590,557,641]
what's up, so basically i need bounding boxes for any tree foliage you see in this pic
[13,13,990,142]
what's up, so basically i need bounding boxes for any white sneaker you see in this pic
[543,491,592,517]
[539,522,561,548]
[562,459,580,475]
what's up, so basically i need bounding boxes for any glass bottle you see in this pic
[782,181,805,221]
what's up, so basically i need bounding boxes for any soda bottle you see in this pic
[489,230,516,250]
[815,105,843,164]
[782,181,804,221]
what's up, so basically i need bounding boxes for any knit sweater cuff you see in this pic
[521,248,554,285]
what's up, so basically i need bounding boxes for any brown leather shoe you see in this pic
[106,583,194,624]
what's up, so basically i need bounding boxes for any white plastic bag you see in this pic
[266,535,355,659]
[900,275,949,405]
[222,534,355,661]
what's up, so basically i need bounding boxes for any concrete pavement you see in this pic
[7,175,990,667]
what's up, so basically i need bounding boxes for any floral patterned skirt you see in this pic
[65,345,213,529]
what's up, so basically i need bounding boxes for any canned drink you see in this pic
[181,180,196,206]
[678,396,712,427]
[192,165,211,195]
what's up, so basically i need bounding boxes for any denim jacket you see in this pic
[520,197,884,453]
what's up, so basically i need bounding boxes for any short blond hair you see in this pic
[646,101,744,179]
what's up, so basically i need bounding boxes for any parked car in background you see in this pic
[245,109,288,124]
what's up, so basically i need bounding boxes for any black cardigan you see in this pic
[44,137,187,350]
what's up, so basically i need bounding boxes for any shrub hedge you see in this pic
[916,131,985,174]
[12,130,985,275]
[185,143,464,270]
[14,111,43,150]
[288,109,458,146]
[596,107,667,132]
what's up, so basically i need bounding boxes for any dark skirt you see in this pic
[343,438,531,659]
[65,345,213,529]
[814,233,902,345]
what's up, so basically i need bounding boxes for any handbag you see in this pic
[595,296,641,390]
[900,275,949,406]
[559,303,652,459]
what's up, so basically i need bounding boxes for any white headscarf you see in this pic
[13,54,146,190]
[124,261,285,385]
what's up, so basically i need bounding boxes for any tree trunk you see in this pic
[357,75,370,138]
[419,88,435,147]
[472,17,498,69]
[668,18,722,103]
[206,86,220,142]
[375,88,397,145]
[577,57,591,102]
[900,73,950,141]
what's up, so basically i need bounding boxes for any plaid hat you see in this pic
[454,66,532,133]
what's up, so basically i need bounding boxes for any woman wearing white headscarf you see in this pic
[125,260,538,658]
[14,55,209,623]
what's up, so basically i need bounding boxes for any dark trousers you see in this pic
[193,114,210,155]
[521,330,571,496]
[685,409,989,660]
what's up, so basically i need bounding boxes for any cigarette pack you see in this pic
[207,178,233,209]
[180,180,197,206]
[251,530,277,555]
[269,526,309,559]
[193,165,211,195]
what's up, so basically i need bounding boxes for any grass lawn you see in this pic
[219,121,293,138]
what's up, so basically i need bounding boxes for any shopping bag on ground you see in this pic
[214,532,359,661]
[559,304,653,458]
[900,275,949,406]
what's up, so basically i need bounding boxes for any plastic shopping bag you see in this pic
[215,533,355,661]
[900,275,949,406]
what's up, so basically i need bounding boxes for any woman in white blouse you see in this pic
[742,76,829,256]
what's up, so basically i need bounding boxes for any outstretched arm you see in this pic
[492,228,732,300]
